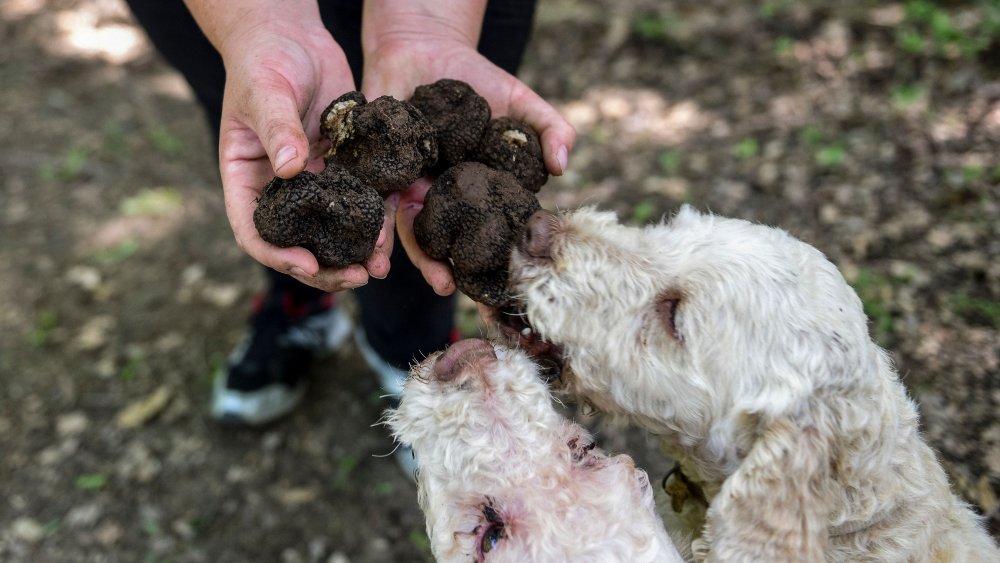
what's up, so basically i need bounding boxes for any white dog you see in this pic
[386,338,684,563]
[495,205,999,562]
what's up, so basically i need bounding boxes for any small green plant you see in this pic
[630,201,658,225]
[733,137,759,160]
[632,13,673,41]
[43,519,63,537]
[333,454,359,489]
[773,36,794,58]
[41,147,90,182]
[146,125,186,157]
[27,310,59,347]
[409,528,433,559]
[799,125,825,146]
[759,0,792,19]
[961,164,984,184]
[373,482,395,496]
[657,150,683,176]
[76,473,107,491]
[892,84,926,109]
[850,269,896,343]
[119,348,146,381]
[816,144,846,168]
[949,294,1000,328]
[896,0,1000,59]
[93,240,139,265]
[141,517,162,536]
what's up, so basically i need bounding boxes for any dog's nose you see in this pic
[521,209,557,259]
[433,338,497,383]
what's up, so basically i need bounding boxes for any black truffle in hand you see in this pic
[409,79,491,173]
[320,91,438,195]
[472,116,548,193]
[414,162,540,306]
[253,165,383,268]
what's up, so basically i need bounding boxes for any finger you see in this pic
[395,179,457,296]
[506,82,577,176]
[364,192,400,279]
[293,263,370,292]
[243,76,311,179]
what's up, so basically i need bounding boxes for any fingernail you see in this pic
[274,145,298,172]
[290,267,309,278]
[556,145,569,175]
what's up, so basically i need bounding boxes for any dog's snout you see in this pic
[521,209,557,259]
[433,338,497,383]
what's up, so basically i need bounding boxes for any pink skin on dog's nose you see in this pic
[433,339,497,383]
[521,209,557,259]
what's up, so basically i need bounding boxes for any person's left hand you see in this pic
[361,35,576,296]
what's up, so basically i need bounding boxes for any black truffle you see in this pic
[320,91,437,195]
[253,165,383,268]
[414,162,540,306]
[409,79,491,173]
[472,116,548,193]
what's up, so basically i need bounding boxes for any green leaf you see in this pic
[76,473,107,490]
[630,201,658,225]
[733,137,759,160]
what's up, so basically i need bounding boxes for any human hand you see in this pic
[362,34,576,296]
[212,18,396,292]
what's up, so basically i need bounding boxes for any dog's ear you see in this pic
[701,416,832,562]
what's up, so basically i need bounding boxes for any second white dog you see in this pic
[387,338,683,563]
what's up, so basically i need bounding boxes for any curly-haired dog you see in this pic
[495,205,999,562]
[386,338,683,563]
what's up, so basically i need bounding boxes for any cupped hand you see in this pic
[362,37,577,296]
[217,22,396,292]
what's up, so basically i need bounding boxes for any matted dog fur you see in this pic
[387,339,683,562]
[499,205,999,562]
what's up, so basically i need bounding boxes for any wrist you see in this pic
[361,0,487,56]
[183,0,324,60]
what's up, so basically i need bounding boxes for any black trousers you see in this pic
[126,0,537,369]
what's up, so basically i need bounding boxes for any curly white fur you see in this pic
[386,340,683,563]
[506,205,999,562]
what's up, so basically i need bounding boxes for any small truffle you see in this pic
[320,91,438,195]
[472,116,548,193]
[409,79,491,173]
[414,162,540,306]
[253,165,384,268]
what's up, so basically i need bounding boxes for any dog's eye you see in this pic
[480,523,505,554]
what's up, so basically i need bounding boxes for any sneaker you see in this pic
[211,290,353,426]
[354,329,419,479]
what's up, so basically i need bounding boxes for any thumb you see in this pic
[246,82,311,179]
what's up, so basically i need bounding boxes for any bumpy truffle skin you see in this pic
[414,162,540,306]
[320,91,437,196]
[472,116,548,193]
[409,79,491,173]
[253,165,383,268]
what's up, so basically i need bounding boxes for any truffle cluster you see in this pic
[414,162,540,306]
[253,165,383,268]
[254,78,551,279]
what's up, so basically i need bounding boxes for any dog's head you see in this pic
[502,205,875,442]
[387,339,681,563]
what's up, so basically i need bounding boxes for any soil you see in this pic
[1,1,998,562]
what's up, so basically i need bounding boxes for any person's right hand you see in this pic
[213,20,397,292]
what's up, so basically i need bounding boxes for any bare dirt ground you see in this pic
[1,0,998,561]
